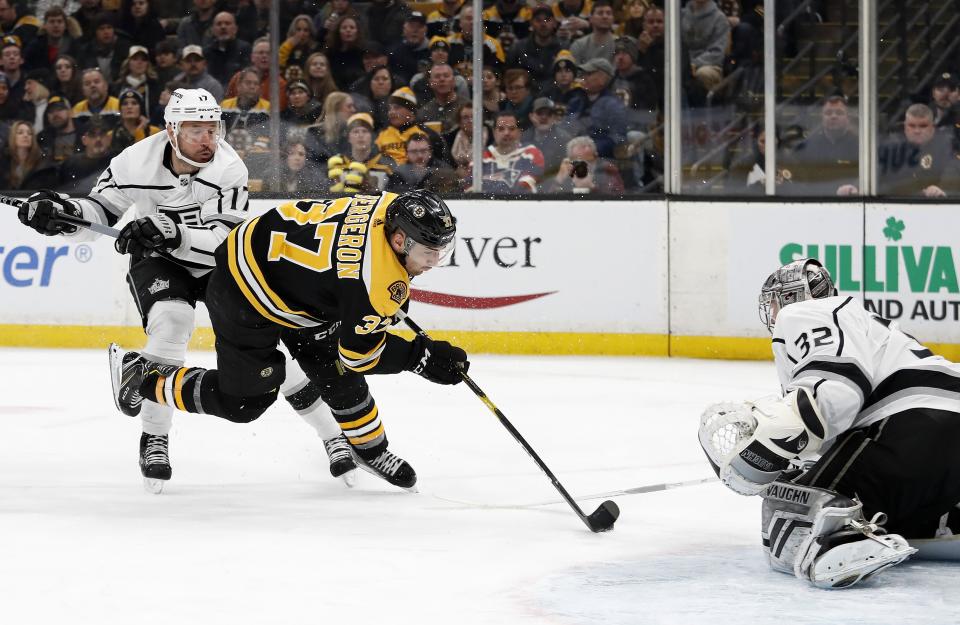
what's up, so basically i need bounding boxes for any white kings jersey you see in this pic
[772,295,960,444]
[64,131,249,276]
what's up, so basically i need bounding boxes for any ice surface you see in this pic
[1,349,957,624]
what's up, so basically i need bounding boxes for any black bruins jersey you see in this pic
[223,192,415,374]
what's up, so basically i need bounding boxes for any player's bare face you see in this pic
[178,121,219,163]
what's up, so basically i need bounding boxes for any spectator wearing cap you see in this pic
[375,86,444,165]
[612,35,658,122]
[58,115,113,192]
[349,65,393,130]
[2,119,59,189]
[23,68,52,130]
[112,46,161,119]
[482,0,532,41]
[544,135,624,195]
[51,54,84,105]
[72,12,132,83]
[281,80,322,133]
[72,68,119,134]
[110,87,160,152]
[323,15,367,93]
[178,0,218,48]
[523,96,573,177]
[358,43,388,79]
[24,6,74,73]
[566,57,626,158]
[226,37,287,110]
[930,72,960,138]
[221,67,270,138]
[388,12,431,86]
[279,14,319,72]
[448,5,506,68]
[570,0,624,64]
[37,94,80,164]
[0,0,40,51]
[174,44,224,102]
[540,50,586,111]
[119,0,166,54]
[410,38,470,103]
[681,0,729,92]
[507,4,563,92]
[481,110,544,193]
[366,0,413,51]
[427,0,463,38]
[152,40,180,87]
[204,12,251,85]
[417,63,468,136]
[326,112,398,192]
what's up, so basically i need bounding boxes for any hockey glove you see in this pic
[115,214,183,258]
[18,190,82,236]
[406,335,469,385]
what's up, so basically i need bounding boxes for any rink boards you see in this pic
[1,198,959,360]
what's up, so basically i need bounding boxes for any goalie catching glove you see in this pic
[698,387,826,495]
[115,214,183,258]
[406,335,469,385]
[18,190,82,236]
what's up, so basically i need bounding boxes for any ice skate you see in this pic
[322,434,359,487]
[109,343,180,417]
[354,448,418,492]
[139,432,171,494]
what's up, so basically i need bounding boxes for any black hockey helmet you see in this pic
[385,190,456,248]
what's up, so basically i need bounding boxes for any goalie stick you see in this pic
[398,311,620,533]
[0,193,120,238]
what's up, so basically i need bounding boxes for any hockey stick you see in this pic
[433,477,717,510]
[399,312,620,533]
[0,193,120,238]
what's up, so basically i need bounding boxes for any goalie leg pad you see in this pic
[761,481,917,588]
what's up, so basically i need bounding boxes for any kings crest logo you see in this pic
[388,280,408,304]
[148,278,169,295]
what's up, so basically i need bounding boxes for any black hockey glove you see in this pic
[18,190,81,236]
[115,214,183,258]
[406,335,469,385]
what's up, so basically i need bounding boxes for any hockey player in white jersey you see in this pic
[17,88,358,493]
[699,258,960,588]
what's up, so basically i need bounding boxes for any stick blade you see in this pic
[587,500,619,532]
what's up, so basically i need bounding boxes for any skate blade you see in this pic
[143,478,165,494]
[340,468,359,488]
[108,343,123,412]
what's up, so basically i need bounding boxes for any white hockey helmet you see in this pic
[164,88,224,168]
[758,258,836,332]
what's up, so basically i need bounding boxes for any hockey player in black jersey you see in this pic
[109,190,469,490]
[699,258,960,588]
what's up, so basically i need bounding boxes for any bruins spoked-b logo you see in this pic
[921,153,933,170]
[412,204,426,218]
[388,280,408,304]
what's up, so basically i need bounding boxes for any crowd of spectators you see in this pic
[0,0,948,198]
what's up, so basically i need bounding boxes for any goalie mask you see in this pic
[164,88,224,168]
[759,258,836,332]
[386,190,456,271]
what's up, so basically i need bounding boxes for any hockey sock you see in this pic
[141,366,208,414]
[331,393,387,458]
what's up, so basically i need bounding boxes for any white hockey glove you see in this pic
[18,190,82,236]
[698,388,826,496]
[115,214,183,258]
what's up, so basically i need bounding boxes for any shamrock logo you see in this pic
[883,216,905,241]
